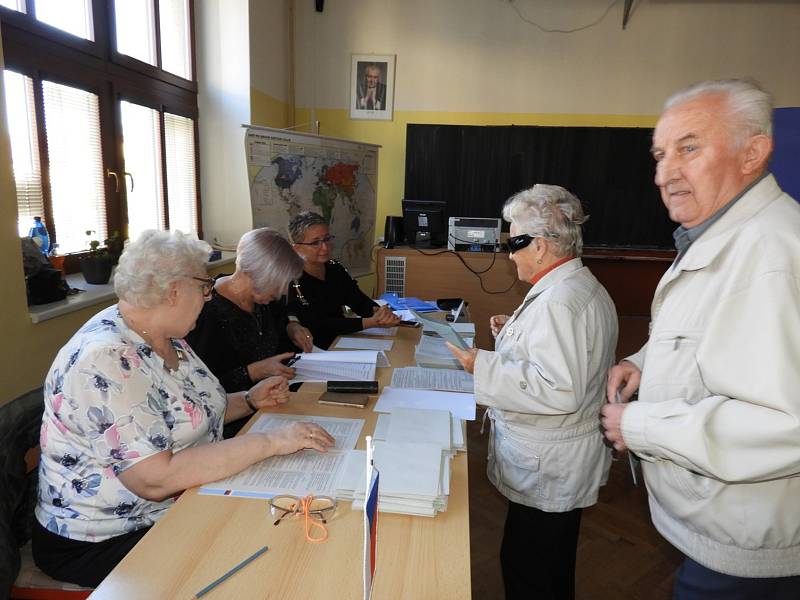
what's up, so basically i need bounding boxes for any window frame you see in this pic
[1,0,200,272]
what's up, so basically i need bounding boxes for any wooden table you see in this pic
[89,326,471,600]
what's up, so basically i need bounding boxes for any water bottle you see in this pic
[29,216,51,255]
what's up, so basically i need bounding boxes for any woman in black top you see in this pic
[187,228,313,435]
[287,211,400,349]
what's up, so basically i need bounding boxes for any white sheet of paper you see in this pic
[355,327,398,337]
[411,310,468,349]
[386,407,452,452]
[247,413,364,451]
[373,413,391,441]
[199,449,349,498]
[374,386,476,421]
[390,367,474,393]
[334,337,394,351]
[451,322,476,334]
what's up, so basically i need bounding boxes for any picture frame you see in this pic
[350,54,395,121]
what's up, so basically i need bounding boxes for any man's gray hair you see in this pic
[287,211,328,244]
[114,230,211,308]
[664,79,773,145]
[236,227,303,295]
[502,184,587,257]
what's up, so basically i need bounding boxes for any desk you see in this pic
[89,326,471,599]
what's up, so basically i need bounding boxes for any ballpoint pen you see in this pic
[285,355,300,367]
[615,390,639,486]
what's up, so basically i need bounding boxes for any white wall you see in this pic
[293,0,800,115]
[195,0,253,248]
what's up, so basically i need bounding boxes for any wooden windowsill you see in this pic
[28,252,236,324]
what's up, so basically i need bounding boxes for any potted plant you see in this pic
[79,230,115,284]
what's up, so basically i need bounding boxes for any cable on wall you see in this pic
[508,0,622,34]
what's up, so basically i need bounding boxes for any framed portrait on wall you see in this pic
[350,54,395,121]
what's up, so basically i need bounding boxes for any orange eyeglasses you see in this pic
[269,495,337,543]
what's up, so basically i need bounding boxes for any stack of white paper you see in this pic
[390,366,474,393]
[354,327,398,336]
[338,442,451,517]
[374,408,466,454]
[374,386,476,421]
[290,350,378,382]
[333,337,394,351]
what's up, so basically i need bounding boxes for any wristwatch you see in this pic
[244,390,258,413]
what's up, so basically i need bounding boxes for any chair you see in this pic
[0,388,92,600]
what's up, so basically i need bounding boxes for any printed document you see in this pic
[290,350,378,382]
[390,367,474,393]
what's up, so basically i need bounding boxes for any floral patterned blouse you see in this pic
[36,305,227,542]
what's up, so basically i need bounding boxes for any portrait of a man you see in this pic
[356,62,387,110]
[350,54,395,120]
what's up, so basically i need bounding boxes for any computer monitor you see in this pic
[401,199,447,248]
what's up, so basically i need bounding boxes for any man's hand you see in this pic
[490,314,511,338]
[248,352,296,381]
[600,402,628,452]
[287,322,313,353]
[606,360,641,404]
[446,342,478,374]
[249,376,291,409]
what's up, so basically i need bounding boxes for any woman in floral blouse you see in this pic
[33,230,334,587]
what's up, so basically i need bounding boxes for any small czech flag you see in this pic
[363,436,379,600]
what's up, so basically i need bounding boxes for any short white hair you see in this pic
[236,228,304,294]
[664,79,773,146]
[114,230,211,308]
[502,184,587,257]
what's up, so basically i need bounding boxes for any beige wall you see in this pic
[289,0,800,245]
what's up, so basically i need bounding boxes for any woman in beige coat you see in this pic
[449,184,618,600]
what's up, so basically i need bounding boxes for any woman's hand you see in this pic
[364,305,401,329]
[249,376,291,409]
[445,342,478,374]
[287,322,314,352]
[268,421,335,455]
[247,352,297,381]
[489,314,511,338]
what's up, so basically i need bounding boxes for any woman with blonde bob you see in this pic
[448,185,618,600]
[33,230,333,588]
[187,228,314,435]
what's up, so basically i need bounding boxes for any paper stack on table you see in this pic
[333,337,394,351]
[373,408,466,454]
[374,386,476,421]
[338,441,451,517]
[354,327,398,336]
[390,366,474,393]
[290,350,379,382]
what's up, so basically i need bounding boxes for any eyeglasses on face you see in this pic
[295,234,336,248]
[191,276,215,298]
[507,232,560,253]
[269,494,337,543]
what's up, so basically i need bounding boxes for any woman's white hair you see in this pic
[236,227,304,294]
[502,184,587,257]
[287,211,328,243]
[664,78,773,147]
[114,230,211,308]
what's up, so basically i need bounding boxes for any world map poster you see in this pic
[245,126,379,277]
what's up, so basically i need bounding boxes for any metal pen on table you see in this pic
[615,390,639,486]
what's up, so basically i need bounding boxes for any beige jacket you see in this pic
[622,175,800,577]
[475,259,618,511]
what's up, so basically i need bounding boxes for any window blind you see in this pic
[164,112,197,234]
[42,80,107,253]
[3,70,45,237]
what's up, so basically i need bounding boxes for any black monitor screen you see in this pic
[402,199,446,248]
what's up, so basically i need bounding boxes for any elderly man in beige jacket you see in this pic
[602,79,800,599]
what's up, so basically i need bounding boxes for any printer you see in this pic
[447,217,502,252]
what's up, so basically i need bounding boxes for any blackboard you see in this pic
[404,124,676,249]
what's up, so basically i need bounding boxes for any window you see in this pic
[1,0,199,265]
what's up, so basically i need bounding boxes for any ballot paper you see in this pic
[334,337,394,351]
[198,414,364,499]
[414,335,464,370]
[290,350,378,382]
[451,322,476,335]
[374,386,476,421]
[375,409,466,453]
[390,367,474,393]
[355,327,398,337]
[410,310,468,350]
[248,413,364,451]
